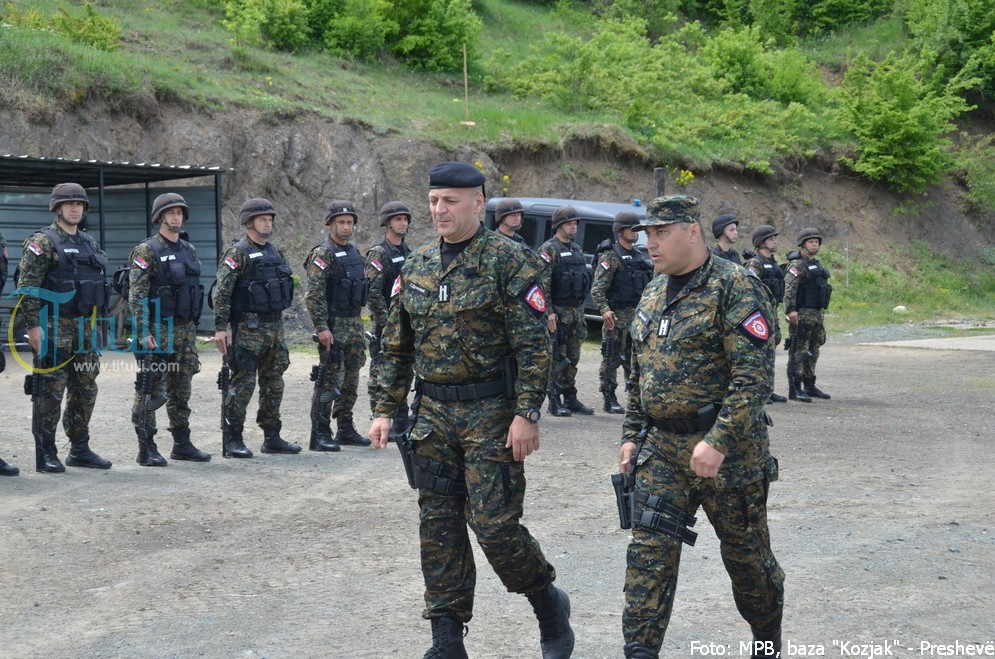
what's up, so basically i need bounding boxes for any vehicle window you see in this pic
[521,215,543,247]
[582,222,612,255]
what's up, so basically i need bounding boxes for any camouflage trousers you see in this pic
[410,394,556,622]
[623,445,784,650]
[130,321,201,435]
[313,317,366,427]
[550,305,587,395]
[367,325,384,415]
[787,308,825,383]
[30,346,100,440]
[223,318,290,431]
[598,307,635,393]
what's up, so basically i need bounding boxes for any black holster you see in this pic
[612,471,634,529]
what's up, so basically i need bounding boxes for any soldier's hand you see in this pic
[27,326,41,354]
[690,441,725,478]
[145,335,158,350]
[618,441,638,473]
[317,329,333,349]
[506,416,539,462]
[369,417,392,449]
[786,311,798,326]
[602,310,616,331]
[214,330,230,355]
[547,313,557,333]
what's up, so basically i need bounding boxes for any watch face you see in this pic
[528,410,541,422]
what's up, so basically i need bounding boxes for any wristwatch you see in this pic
[517,408,541,423]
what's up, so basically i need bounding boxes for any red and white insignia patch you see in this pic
[540,251,551,263]
[133,256,149,270]
[788,266,800,277]
[27,242,43,256]
[390,275,402,297]
[224,256,239,270]
[370,259,383,272]
[313,255,328,270]
[599,260,610,271]
[525,284,547,313]
[740,311,770,341]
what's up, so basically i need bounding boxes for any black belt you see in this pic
[417,377,505,403]
[647,404,719,435]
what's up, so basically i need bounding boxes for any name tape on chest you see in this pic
[160,254,176,262]
[560,251,572,257]
[763,263,773,269]
[392,256,405,263]
[808,264,819,270]
[248,252,263,259]
[335,251,348,258]
[63,248,79,254]
[408,282,427,295]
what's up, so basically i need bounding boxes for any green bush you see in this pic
[835,53,970,192]
[1,2,122,52]
[958,133,995,212]
[391,0,482,71]
[323,0,397,60]
[261,0,311,51]
[804,0,891,34]
[600,0,680,39]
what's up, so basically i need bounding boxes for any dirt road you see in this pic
[1,341,993,658]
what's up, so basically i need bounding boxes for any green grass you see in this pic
[799,14,911,71]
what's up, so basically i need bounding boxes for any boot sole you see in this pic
[65,459,112,469]
[222,452,254,458]
[138,461,168,467]
[36,467,66,473]
[1,469,20,476]
[309,446,341,452]
[260,448,302,454]
[171,454,212,462]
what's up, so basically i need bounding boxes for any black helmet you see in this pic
[49,182,89,212]
[797,227,822,246]
[239,198,276,226]
[379,201,411,227]
[325,199,358,225]
[151,193,189,224]
[613,211,640,233]
[751,224,778,248]
[494,199,524,225]
[551,205,580,231]
[711,213,738,239]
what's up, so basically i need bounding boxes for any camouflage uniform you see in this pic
[365,238,410,415]
[375,224,559,622]
[746,250,785,401]
[17,221,110,470]
[0,231,15,476]
[783,246,830,395]
[621,197,782,656]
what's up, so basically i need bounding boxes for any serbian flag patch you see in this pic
[224,256,239,270]
[133,255,150,270]
[738,310,770,346]
[599,260,610,270]
[313,255,328,270]
[540,251,551,263]
[26,242,43,256]
[788,266,800,277]
[370,259,383,272]
[390,275,402,297]
[523,284,547,317]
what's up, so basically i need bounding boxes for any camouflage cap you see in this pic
[551,205,580,231]
[494,198,524,224]
[325,199,358,224]
[612,211,641,233]
[751,224,778,248]
[151,192,189,224]
[797,227,822,246]
[239,197,276,226]
[632,195,699,230]
[49,182,89,212]
[379,201,411,226]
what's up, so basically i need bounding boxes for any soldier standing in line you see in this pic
[745,225,788,404]
[493,198,531,248]
[783,227,832,401]
[127,193,212,466]
[212,198,300,458]
[16,183,112,473]
[590,211,653,414]
[369,162,574,659]
[0,231,16,476]
[617,195,783,659]
[304,200,371,451]
[710,212,742,265]
[365,201,412,436]
[538,206,594,417]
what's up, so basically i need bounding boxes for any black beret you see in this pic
[429,161,486,190]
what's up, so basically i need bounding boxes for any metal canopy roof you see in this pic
[486,197,647,222]
[0,154,232,188]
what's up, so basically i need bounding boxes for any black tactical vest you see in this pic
[607,243,653,309]
[796,258,831,309]
[711,246,742,265]
[144,235,203,322]
[323,241,369,319]
[755,254,785,304]
[377,239,410,300]
[231,239,294,314]
[41,228,110,318]
[549,240,591,307]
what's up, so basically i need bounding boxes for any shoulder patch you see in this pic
[370,258,383,272]
[788,266,800,277]
[27,242,44,256]
[599,260,610,271]
[313,255,329,270]
[540,251,551,263]
[133,255,150,270]
[390,275,402,297]
[738,310,770,345]
[224,255,239,270]
[523,284,547,317]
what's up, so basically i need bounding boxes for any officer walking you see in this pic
[784,227,832,401]
[16,183,113,473]
[538,206,594,417]
[590,211,653,414]
[745,225,788,404]
[304,200,371,450]
[212,198,300,458]
[0,232,16,476]
[493,198,531,248]
[711,212,742,264]
[369,162,574,659]
[365,201,412,436]
[617,195,783,659]
[127,193,212,466]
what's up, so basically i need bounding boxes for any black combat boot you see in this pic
[309,421,340,452]
[35,432,64,473]
[562,389,594,416]
[787,377,811,403]
[525,584,575,659]
[602,389,624,414]
[423,616,468,659]
[335,415,370,447]
[547,393,571,417]
[66,434,112,469]
[261,424,302,454]
[170,427,211,462]
[750,627,782,659]
[0,457,19,476]
[803,377,831,399]
[136,431,168,467]
[222,426,253,458]
[768,392,788,403]
[624,642,659,659]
